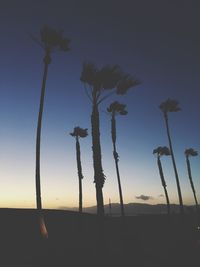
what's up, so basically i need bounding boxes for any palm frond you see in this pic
[159,98,181,114]
[99,65,122,90]
[117,74,140,95]
[80,62,98,86]
[40,26,70,51]
[70,127,88,138]
[185,148,198,157]
[153,146,171,156]
[107,101,127,115]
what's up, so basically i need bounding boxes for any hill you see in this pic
[60,202,197,216]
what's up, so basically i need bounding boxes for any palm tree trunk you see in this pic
[157,156,170,215]
[76,136,83,213]
[111,115,125,216]
[164,114,184,214]
[109,198,112,216]
[91,103,105,216]
[35,49,51,211]
[186,156,199,209]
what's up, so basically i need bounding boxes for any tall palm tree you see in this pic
[70,127,88,213]
[184,148,199,210]
[80,63,140,216]
[153,146,171,215]
[109,198,112,216]
[107,101,128,216]
[159,99,184,214]
[34,26,70,235]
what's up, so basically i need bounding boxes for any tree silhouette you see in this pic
[70,127,88,213]
[107,101,128,216]
[34,26,70,234]
[153,146,171,215]
[159,99,184,214]
[184,148,199,211]
[80,63,140,216]
[109,198,112,216]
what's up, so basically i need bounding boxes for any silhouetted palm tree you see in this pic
[81,63,140,216]
[107,101,128,216]
[70,127,88,213]
[185,148,199,210]
[159,99,184,214]
[153,146,171,215]
[109,198,112,216]
[34,26,70,234]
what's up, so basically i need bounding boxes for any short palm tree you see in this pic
[107,101,128,216]
[70,127,88,213]
[153,146,171,215]
[159,99,184,214]
[80,63,140,216]
[34,26,70,235]
[184,148,199,210]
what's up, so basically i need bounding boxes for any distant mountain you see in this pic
[59,203,196,216]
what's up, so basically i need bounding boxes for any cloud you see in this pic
[135,194,153,201]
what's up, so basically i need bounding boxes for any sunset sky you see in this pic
[0,0,199,209]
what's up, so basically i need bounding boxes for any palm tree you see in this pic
[153,146,171,215]
[80,63,140,216]
[159,99,184,214]
[70,127,88,213]
[34,26,70,234]
[184,148,199,210]
[107,101,127,216]
[109,198,112,216]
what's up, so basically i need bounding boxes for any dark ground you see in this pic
[0,208,199,267]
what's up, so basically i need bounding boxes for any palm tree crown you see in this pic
[185,148,198,157]
[81,62,140,104]
[107,101,128,115]
[40,26,70,52]
[159,98,181,116]
[153,146,171,156]
[70,127,88,138]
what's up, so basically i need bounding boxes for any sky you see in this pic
[0,0,199,209]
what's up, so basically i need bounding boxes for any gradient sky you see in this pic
[0,0,199,209]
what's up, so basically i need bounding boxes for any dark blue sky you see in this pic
[0,0,199,208]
